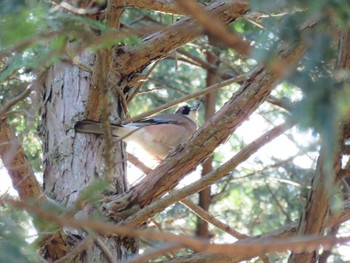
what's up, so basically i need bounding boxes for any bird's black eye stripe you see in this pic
[181,106,191,115]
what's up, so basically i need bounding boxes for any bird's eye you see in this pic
[182,106,190,115]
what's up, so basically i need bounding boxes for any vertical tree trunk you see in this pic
[196,51,218,238]
[39,42,136,263]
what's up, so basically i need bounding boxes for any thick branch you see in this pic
[106,31,307,220]
[175,0,250,56]
[0,119,44,202]
[121,121,294,225]
[117,1,249,77]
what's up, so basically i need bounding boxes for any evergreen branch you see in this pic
[4,198,350,258]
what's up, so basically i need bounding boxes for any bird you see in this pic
[75,103,201,160]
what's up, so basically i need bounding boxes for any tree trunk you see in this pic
[196,50,218,238]
[39,41,136,263]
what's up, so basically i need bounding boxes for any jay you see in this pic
[75,103,201,160]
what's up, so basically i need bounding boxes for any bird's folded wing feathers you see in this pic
[135,117,179,125]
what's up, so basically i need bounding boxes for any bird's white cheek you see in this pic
[188,111,198,123]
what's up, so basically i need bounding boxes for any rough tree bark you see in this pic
[37,1,138,260]
[36,1,249,261]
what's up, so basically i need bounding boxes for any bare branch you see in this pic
[180,198,248,240]
[127,59,163,104]
[127,152,153,175]
[97,49,115,184]
[267,95,293,112]
[95,237,117,263]
[50,2,101,15]
[123,73,246,123]
[0,120,44,202]
[0,84,31,119]
[124,243,182,263]
[175,0,250,56]
[118,1,249,77]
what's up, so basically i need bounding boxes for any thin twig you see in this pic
[127,152,153,175]
[54,237,90,263]
[180,198,248,239]
[148,77,189,95]
[176,49,214,71]
[50,1,101,15]
[0,110,31,119]
[114,85,130,118]
[264,181,292,222]
[124,243,181,263]
[123,74,246,123]
[127,59,163,104]
[267,95,293,112]
[95,236,117,263]
[0,84,31,119]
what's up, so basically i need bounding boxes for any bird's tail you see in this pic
[74,120,121,137]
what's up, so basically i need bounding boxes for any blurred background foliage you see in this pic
[0,0,350,262]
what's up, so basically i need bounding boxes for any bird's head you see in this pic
[175,102,201,123]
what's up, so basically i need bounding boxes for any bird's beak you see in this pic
[190,102,201,111]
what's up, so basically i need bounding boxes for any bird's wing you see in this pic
[132,114,182,126]
[136,118,178,125]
